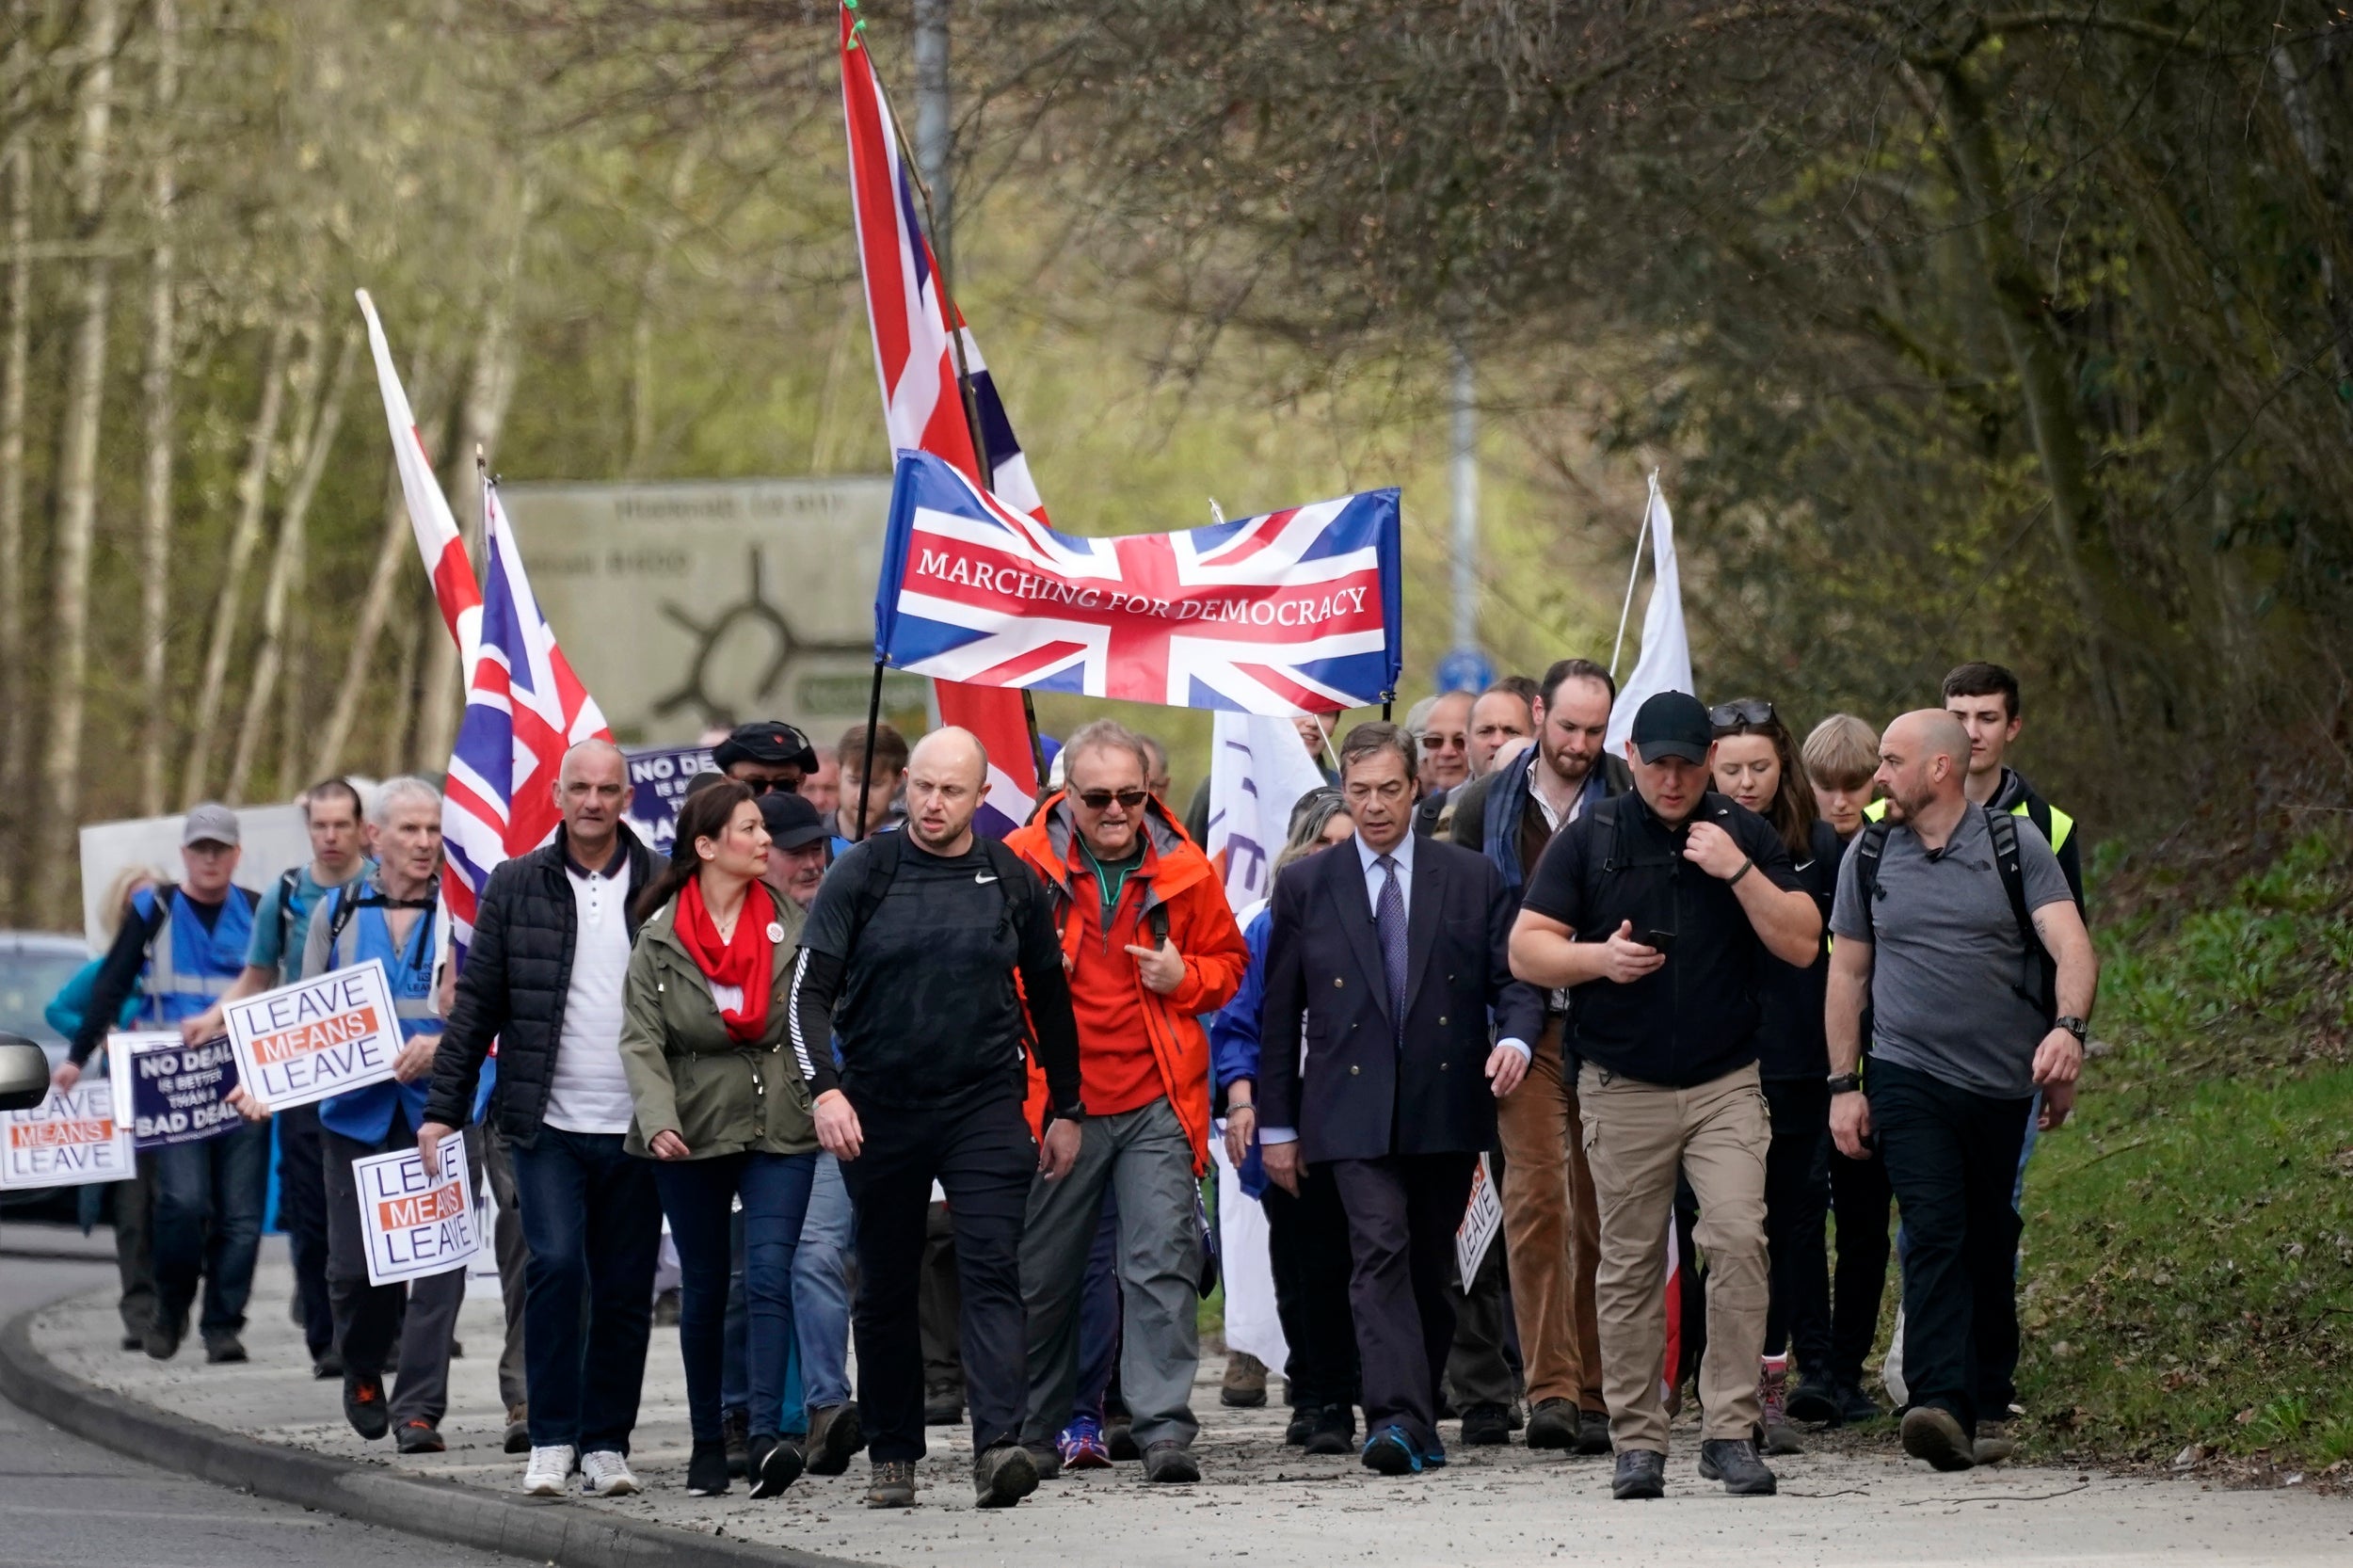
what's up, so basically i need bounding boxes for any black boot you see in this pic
[1611,1448,1665,1500]
[686,1438,730,1496]
[1697,1437,1779,1496]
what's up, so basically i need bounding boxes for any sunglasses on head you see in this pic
[1707,699,1776,729]
[1076,788,1149,811]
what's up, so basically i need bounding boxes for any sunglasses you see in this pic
[742,778,800,797]
[1707,699,1776,728]
[1076,788,1150,811]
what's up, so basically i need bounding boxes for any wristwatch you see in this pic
[1825,1072,1862,1096]
[2055,1016,2089,1045]
[1054,1101,1088,1125]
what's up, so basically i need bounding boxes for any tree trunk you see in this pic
[381,597,425,779]
[227,325,355,803]
[136,0,180,816]
[37,0,118,924]
[181,316,296,806]
[0,133,29,915]
[312,344,452,780]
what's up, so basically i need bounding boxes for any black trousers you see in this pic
[1761,1078,1833,1370]
[1446,1222,1518,1411]
[1263,1163,1360,1412]
[276,1102,336,1357]
[1826,1125,1895,1388]
[1328,1151,1478,1454]
[841,1091,1034,1463]
[920,1200,965,1397]
[1870,1059,2030,1436]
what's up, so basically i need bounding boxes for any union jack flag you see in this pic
[841,4,1038,828]
[876,451,1403,715]
[441,475,614,951]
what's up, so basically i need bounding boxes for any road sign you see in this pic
[1433,646,1494,694]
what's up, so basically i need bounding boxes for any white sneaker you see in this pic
[523,1444,576,1496]
[580,1448,639,1497]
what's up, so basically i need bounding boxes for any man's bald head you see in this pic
[555,738,630,856]
[560,738,627,788]
[908,726,988,790]
[904,727,992,855]
[1877,708,1972,824]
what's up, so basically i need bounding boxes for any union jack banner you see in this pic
[842,3,1038,827]
[876,450,1403,715]
[442,475,614,951]
[357,290,482,667]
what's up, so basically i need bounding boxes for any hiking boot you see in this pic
[312,1347,344,1381]
[1221,1351,1269,1407]
[1460,1402,1513,1446]
[1105,1418,1139,1461]
[973,1441,1038,1509]
[1305,1403,1356,1457]
[504,1402,531,1455]
[204,1332,248,1365]
[1524,1397,1578,1450]
[1611,1448,1666,1500]
[1361,1425,1422,1476]
[1900,1406,1977,1472]
[1785,1374,1841,1426]
[1829,1380,1883,1426]
[1974,1419,2016,1465]
[394,1418,445,1455]
[1143,1440,1200,1483]
[1284,1408,1314,1447]
[722,1406,751,1477]
[522,1444,575,1496]
[748,1432,805,1498]
[807,1402,865,1476]
[120,1331,146,1352]
[580,1448,638,1496]
[922,1384,964,1426]
[1698,1436,1778,1496]
[342,1372,390,1440]
[1758,1358,1804,1455]
[1576,1408,1615,1455]
[867,1457,916,1509]
[685,1438,729,1496]
[1022,1440,1064,1480]
[143,1318,184,1361]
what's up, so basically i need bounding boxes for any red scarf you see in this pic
[674,876,776,1044]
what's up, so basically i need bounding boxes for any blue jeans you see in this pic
[150,1119,270,1338]
[794,1152,856,1413]
[722,1211,810,1436]
[510,1128,664,1452]
[657,1150,817,1443]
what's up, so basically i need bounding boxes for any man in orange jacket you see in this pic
[1006,719,1248,1485]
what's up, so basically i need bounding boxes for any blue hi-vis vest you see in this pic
[315,880,441,1145]
[135,886,256,1027]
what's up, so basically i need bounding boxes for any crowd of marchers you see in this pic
[44,656,2095,1511]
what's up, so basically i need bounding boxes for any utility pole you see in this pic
[913,0,953,274]
[1449,341,1480,660]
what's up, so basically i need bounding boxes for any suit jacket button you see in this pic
[1440,1061,1450,1070]
[1349,1064,1360,1076]
[1438,1016,1448,1026]
[1334,977,1344,988]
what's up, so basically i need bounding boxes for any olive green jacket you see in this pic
[617,891,817,1160]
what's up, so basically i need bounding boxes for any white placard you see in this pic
[224,958,402,1112]
[1456,1151,1502,1286]
[0,1081,136,1189]
[352,1132,480,1286]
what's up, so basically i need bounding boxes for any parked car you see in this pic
[0,930,104,1221]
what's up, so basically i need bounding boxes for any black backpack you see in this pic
[839,831,1039,944]
[1849,806,2056,1021]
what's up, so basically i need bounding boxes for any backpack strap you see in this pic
[850,831,908,945]
[325,883,365,963]
[274,866,303,960]
[1851,822,1893,943]
[1985,808,2057,1017]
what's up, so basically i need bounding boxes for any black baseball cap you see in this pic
[1629,692,1714,765]
[757,790,831,851]
[712,721,817,775]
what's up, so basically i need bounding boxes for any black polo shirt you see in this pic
[1520,789,1801,1088]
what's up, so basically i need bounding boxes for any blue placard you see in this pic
[625,744,719,856]
[116,1032,245,1149]
[1433,645,1494,694]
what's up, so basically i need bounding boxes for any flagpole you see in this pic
[1609,471,1658,681]
[861,11,1049,790]
[855,656,885,845]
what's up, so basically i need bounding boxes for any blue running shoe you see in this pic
[1362,1424,1422,1476]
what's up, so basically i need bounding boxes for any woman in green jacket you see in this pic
[621,780,820,1501]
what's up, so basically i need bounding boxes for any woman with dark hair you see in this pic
[1708,697,1843,1453]
[620,781,824,1499]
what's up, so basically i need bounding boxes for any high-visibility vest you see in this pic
[1862,793,2073,856]
[315,879,440,1145]
[134,886,256,1027]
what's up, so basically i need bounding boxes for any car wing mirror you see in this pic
[0,1033,51,1112]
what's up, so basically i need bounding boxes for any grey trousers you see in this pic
[485,1125,528,1411]
[1018,1097,1201,1450]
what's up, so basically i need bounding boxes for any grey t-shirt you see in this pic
[1831,806,2073,1098]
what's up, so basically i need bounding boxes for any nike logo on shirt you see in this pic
[975,872,999,884]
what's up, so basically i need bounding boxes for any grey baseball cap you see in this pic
[182,803,241,848]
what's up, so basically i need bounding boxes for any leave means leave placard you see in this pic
[224,958,402,1112]
[352,1131,481,1286]
[0,1081,135,1190]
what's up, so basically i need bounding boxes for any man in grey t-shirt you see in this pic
[1824,711,2096,1475]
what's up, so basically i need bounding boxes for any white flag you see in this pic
[1606,474,1696,752]
[1204,712,1331,911]
[356,289,482,670]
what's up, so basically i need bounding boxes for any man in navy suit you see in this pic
[1258,722,1543,1476]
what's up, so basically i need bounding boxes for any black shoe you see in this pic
[807,1403,865,1476]
[395,1418,444,1455]
[1143,1440,1200,1483]
[652,1288,681,1327]
[923,1384,964,1426]
[504,1402,531,1455]
[974,1442,1038,1509]
[203,1333,247,1366]
[1611,1448,1666,1500]
[342,1372,390,1441]
[312,1348,344,1381]
[1285,1408,1314,1447]
[867,1458,916,1509]
[722,1407,750,1477]
[1900,1406,1977,1472]
[1460,1402,1512,1447]
[1698,1437,1778,1495]
[1105,1420,1139,1462]
[1022,1441,1063,1480]
[143,1319,184,1361]
[1524,1398,1577,1450]
[1831,1380,1884,1426]
[1305,1404,1355,1456]
[1785,1375,1841,1426]
[748,1432,805,1498]
[1576,1408,1615,1456]
[686,1438,730,1496]
[120,1332,144,1352]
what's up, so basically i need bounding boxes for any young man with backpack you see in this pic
[1827,712,2097,1473]
[788,726,1084,1512]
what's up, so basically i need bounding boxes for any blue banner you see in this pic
[625,744,718,856]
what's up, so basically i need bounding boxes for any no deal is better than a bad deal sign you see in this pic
[353,1131,481,1286]
[224,958,403,1112]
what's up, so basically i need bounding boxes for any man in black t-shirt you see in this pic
[788,727,1082,1512]
[1508,694,1820,1501]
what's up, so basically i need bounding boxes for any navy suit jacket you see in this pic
[1259,834,1543,1164]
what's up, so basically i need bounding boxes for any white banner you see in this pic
[1456,1152,1502,1286]
[1605,474,1696,753]
[353,1131,480,1286]
[224,958,402,1112]
[1205,712,1332,911]
[1209,1129,1289,1376]
[0,1081,135,1190]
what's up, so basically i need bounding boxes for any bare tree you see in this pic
[136,0,180,815]
[0,131,29,914]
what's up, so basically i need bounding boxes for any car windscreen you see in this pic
[0,949,89,1045]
